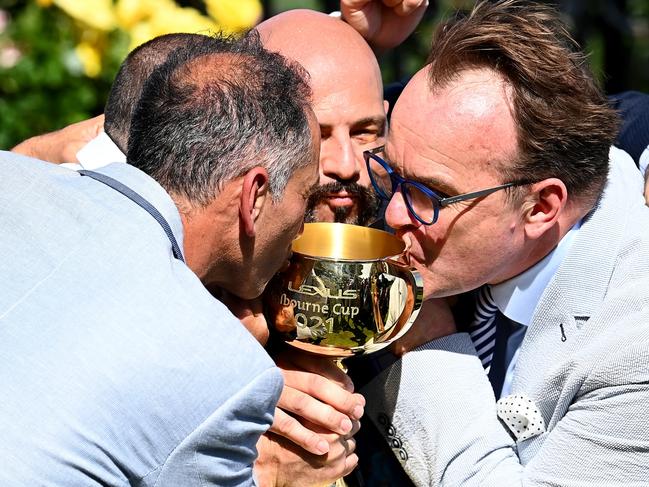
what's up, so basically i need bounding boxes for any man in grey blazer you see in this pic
[356,1,649,485]
[0,33,319,486]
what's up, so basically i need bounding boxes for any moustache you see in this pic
[305,181,381,226]
[308,182,368,201]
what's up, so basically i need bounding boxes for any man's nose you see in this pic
[385,188,421,230]
[320,137,360,182]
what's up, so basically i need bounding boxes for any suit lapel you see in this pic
[511,151,640,419]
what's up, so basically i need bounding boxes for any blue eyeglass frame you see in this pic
[363,145,532,225]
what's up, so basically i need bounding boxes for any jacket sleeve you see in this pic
[360,333,522,486]
[143,367,283,487]
[360,331,649,487]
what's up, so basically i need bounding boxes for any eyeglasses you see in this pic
[363,146,532,225]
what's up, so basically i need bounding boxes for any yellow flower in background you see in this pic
[115,0,175,29]
[75,41,102,77]
[35,0,263,77]
[205,0,262,32]
[126,21,156,52]
[53,0,117,31]
[150,5,218,36]
[127,4,219,50]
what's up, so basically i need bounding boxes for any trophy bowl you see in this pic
[264,222,424,357]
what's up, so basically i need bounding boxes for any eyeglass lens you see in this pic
[366,152,438,224]
[366,155,393,199]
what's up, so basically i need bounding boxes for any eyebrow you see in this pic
[383,148,459,196]
[320,116,387,132]
[352,116,386,128]
[413,175,458,196]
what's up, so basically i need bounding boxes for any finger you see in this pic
[268,407,330,455]
[90,114,105,135]
[299,420,357,479]
[381,0,403,7]
[343,436,357,454]
[343,453,359,477]
[280,367,365,419]
[349,418,361,436]
[279,352,354,391]
[342,0,373,8]
[393,0,428,16]
[278,385,358,435]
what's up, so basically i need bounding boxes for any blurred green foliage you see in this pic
[0,1,128,149]
[1,0,648,149]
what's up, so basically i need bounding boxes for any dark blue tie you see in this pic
[469,286,498,370]
[487,313,526,399]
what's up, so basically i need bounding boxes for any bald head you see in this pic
[257,10,381,91]
[255,10,386,227]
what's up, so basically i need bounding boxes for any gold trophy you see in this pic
[264,223,423,487]
[265,222,424,358]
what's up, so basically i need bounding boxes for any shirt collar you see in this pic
[76,132,126,169]
[490,221,581,326]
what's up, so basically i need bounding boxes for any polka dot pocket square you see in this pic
[496,394,546,442]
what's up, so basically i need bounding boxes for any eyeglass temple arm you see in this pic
[366,145,385,155]
[438,182,518,207]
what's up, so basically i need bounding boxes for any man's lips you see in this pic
[324,192,356,207]
[395,234,414,265]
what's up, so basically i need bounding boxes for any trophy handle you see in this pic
[379,260,424,343]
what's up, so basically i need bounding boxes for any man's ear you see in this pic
[522,178,568,240]
[240,167,270,238]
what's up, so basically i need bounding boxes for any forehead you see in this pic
[387,67,518,184]
[306,109,321,162]
[308,57,385,126]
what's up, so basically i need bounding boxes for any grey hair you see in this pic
[127,31,314,206]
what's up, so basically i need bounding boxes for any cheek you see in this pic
[439,217,513,282]
[412,224,446,259]
[357,160,372,188]
[352,143,377,187]
[284,199,308,240]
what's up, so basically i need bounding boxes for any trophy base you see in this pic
[284,338,393,358]
[284,339,358,357]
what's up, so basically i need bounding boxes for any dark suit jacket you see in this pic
[610,90,649,165]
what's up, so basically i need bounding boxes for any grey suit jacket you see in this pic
[0,152,282,486]
[360,147,649,486]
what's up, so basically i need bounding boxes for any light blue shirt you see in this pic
[0,152,282,486]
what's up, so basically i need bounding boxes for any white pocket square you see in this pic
[496,394,546,441]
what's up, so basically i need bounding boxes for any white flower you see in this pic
[0,45,22,68]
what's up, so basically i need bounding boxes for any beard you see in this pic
[304,181,381,226]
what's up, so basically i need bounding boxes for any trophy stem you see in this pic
[334,358,348,373]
